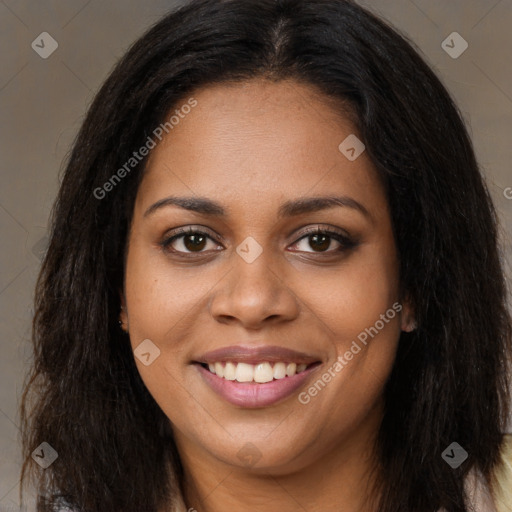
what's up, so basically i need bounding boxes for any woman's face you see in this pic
[121,79,413,475]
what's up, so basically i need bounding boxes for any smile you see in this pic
[193,344,323,407]
[194,361,322,408]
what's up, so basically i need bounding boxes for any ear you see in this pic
[119,289,129,332]
[400,296,417,332]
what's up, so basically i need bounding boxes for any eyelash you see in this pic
[159,225,358,258]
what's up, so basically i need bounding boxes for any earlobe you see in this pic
[400,298,417,332]
[401,316,417,332]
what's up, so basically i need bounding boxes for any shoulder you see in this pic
[438,436,512,512]
[492,433,512,512]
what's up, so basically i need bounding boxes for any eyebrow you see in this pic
[143,195,371,220]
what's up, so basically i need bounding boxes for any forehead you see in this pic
[136,79,387,219]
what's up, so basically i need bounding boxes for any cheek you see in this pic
[123,242,215,345]
[298,249,400,346]
[123,243,202,416]
[295,241,402,402]
[294,259,401,432]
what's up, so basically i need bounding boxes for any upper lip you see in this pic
[194,345,321,365]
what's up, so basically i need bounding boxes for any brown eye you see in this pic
[294,233,341,253]
[161,228,221,255]
[181,233,208,252]
[306,233,334,252]
[290,226,357,254]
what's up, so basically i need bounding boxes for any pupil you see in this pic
[184,234,206,251]
[310,234,330,252]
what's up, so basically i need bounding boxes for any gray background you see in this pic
[1,0,511,509]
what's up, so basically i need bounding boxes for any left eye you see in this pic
[290,230,351,253]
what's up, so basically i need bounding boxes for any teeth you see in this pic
[273,362,287,379]
[286,363,297,376]
[205,361,311,382]
[235,362,254,382]
[224,361,236,380]
[214,362,224,378]
[254,362,273,383]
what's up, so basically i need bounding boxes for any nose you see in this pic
[209,248,300,329]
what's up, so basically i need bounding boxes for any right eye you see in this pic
[160,227,223,256]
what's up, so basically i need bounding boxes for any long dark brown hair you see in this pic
[20,0,512,510]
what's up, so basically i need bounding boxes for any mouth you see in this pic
[192,345,323,408]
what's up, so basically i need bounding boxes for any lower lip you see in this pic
[195,363,321,408]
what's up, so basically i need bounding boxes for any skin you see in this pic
[120,78,415,512]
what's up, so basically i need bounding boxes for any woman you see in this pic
[19,0,512,511]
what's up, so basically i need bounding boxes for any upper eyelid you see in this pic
[295,224,353,239]
[163,224,350,239]
[163,226,220,243]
